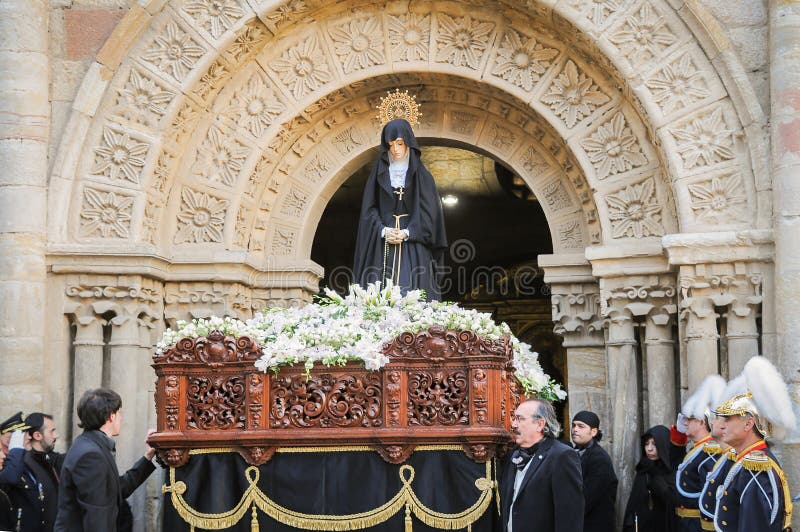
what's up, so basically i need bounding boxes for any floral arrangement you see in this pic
[156,282,566,401]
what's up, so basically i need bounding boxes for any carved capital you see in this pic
[678,263,765,320]
[599,274,678,320]
[550,283,604,347]
[164,282,252,324]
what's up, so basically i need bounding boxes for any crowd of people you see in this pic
[0,388,156,532]
[501,355,795,532]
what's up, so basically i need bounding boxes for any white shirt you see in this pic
[508,457,534,532]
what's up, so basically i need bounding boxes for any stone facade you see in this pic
[1,0,798,530]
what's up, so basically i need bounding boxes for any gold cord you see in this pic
[165,449,495,530]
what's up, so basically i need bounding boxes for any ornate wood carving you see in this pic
[248,373,265,429]
[186,376,246,430]
[463,443,495,463]
[384,326,508,362]
[270,373,383,428]
[164,375,180,431]
[375,445,415,464]
[151,328,516,466]
[238,446,275,466]
[472,369,488,424]
[407,370,468,426]
[154,331,262,365]
[386,370,402,427]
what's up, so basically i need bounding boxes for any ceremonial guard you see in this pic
[675,374,726,531]
[712,356,794,532]
[698,376,744,531]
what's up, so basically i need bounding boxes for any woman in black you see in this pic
[623,425,682,532]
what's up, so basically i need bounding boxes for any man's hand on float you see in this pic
[144,428,157,460]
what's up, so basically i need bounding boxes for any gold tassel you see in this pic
[405,502,413,532]
[468,525,472,532]
[251,504,259,532]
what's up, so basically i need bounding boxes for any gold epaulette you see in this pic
[703,441,722,455]
[742,450,771,472]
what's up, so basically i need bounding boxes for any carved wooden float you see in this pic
[149,326,521,468]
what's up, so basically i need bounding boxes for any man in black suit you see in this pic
[54,388,157,532]
[500,398,584,532]
[570,410,618,532]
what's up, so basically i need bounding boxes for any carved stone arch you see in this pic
[48,0,767,258]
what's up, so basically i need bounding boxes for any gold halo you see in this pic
[376,89,420,127]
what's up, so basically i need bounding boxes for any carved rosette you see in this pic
[270,373,383,428]
[408,370,468,426]
[186,376,246,430]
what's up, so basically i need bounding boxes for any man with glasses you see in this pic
[500,398,583,532]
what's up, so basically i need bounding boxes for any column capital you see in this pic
[550,282,604,347]
[164,281,252,325]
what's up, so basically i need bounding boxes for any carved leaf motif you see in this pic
[193,59,230,102]
[79,188,134,238]
[233,205,249,247]
[569,0,624,27]
[671,107,735,169]
[186,375,246,430]
[434,14,495,70]
[271,34,332,99]
[605,178,665,238]
[492,29,558,91]
[303,154,330,183]
[580,113,647,179]
[609,3,676,68]
[174,188,229,244]
[142,22,205,82]
[91,127,149,183]
[114,69,174,128]
[329,17,385,73]
[271,227,296,255]
[227,73,285,138]
[193,125,249,187]
[270,373,383,428]
[645,53,710,115]
[183,0,245,39]
[408,370,469,426]
[687,173,747,223]
[542,181,571,210]
[280,186,308,218]
[142,196,161,244]
[542,60,609,128]
[264,0,308,29]
[388,13,431,62]
[229,21,268,61]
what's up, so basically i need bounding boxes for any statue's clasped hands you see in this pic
[385,228,408,245]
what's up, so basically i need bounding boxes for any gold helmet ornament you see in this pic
[376,89,420,127]
[714,356,796,441]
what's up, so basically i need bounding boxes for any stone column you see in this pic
[63,302,106,441]
[0,0,49,410]
[678,266,721,392]
[771,2,800,526]
[643,311,677,427]
[725,273,762,376]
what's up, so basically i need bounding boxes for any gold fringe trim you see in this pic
[164,457,495,530]
[768,457,793,530]
[188,445,464,456]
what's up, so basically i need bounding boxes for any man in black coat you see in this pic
[4,413,65,532]
[500,398,584,532]
[570,410,618,532]
[54,388,156,532]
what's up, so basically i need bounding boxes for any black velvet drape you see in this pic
[163,450,499,531]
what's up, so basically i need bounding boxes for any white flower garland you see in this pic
[156,282,566,401]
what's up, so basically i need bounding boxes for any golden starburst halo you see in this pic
[376,89,421,127]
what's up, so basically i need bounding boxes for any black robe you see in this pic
[623,425,683,532]
[352,119,447,301]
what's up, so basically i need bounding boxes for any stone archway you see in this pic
[35,0,782,529]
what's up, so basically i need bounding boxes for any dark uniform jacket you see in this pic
[53,430,155,532]
[4,449,64,532]
[713,442,791,532]
[576,439,617,532]
[500,437,584,532]
[675,435,719,531]
[0,448,24,531]
[699,447,734,531]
